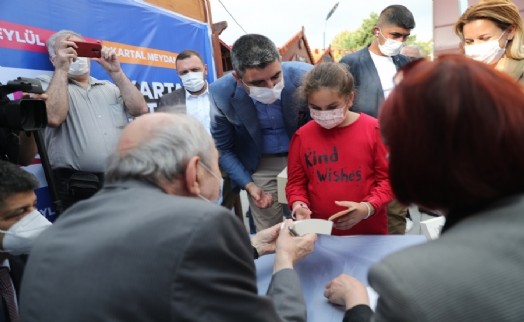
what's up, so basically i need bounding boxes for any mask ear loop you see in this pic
[497,29,510,49]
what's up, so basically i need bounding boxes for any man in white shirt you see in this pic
[156,50,210,130]
[156,50,238,211]
[340,5,415,234]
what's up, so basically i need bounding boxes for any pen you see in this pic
[288,225,300,237]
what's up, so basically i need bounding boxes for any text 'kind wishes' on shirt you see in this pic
[304,146,362,183]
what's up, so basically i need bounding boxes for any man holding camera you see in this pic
[40,29,148,211]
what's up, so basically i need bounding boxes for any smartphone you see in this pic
[73,41,102,58]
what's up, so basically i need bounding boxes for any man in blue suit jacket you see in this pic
[210,34,312,232]
[340,5,415,234]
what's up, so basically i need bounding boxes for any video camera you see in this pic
[0,77,47,131]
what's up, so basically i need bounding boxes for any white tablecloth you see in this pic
[255,235,426,322]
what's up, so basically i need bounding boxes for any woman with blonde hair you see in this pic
[454,0,524,83]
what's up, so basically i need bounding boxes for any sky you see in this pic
[209,0,434,49]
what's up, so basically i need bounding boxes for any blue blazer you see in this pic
[209,61,312,191]
[340,47,410,117]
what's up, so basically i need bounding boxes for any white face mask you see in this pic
[464,30,508,64]
[198,163,224,205]
[310,107,346,129]
[0,209,52,255]
[246,78,285,104]
[180,71,206,92]
[68,57,89,76]
[378,30,404,57]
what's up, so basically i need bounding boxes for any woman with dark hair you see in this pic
[324,55,524,321]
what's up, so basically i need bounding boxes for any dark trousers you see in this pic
[52,168,104,213]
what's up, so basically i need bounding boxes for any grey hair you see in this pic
[105,113,215,186]
[231,34,280,77]
[46,29,83,57]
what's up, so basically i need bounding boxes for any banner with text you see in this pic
[0,0,216,220]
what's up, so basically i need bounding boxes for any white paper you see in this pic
[291,219,333,236]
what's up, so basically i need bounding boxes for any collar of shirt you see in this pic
[68,76,106,87]
[184,82,209,99]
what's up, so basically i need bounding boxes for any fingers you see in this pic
[25,93,48,101]
[330,201,370,230]
[253,192,273,208]
[324,274,370,309]
[100,46,116,60]
[333,216,360,230]
[290,235,316,262]
[294,207,311,220]
[53,35,78,69]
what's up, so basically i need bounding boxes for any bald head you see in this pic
[105,113,216,186]
[118,113,176,153]
[401,45,424,59]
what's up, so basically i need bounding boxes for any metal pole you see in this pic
[33,129,63,216]
[323,2,339,50]
[323,22,326,50]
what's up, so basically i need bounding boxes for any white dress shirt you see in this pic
[185,84,211,133]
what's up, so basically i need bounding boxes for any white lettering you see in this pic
[140,81,153,99]
[151,82,165,99]
[164,83,176,93]
[39,206,56,218]
[15,31,25,43]
[3,28,14,41]
[131,80,177,101]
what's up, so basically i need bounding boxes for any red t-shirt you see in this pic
[286,113,393,235]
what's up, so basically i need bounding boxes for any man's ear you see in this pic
[232,71,242,83]
[185,156,202,196]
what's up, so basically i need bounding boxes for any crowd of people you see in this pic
[1,0,524,321]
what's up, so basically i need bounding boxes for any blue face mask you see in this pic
[198,162,224,205]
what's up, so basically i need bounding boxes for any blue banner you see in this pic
[0,0,216,219]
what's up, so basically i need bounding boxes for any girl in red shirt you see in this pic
[286,63,393,235]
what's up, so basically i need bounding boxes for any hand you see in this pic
[94,46,121,74]
[331,201,372,230]
[273,219,316,272]
[324,274,369,310]
[53,34,78,71]
[22,93,48,101]
[251,222,281,256]
[245,182,274,208]
[291,201,312,220]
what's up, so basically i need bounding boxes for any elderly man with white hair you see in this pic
[20,112,316,322]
